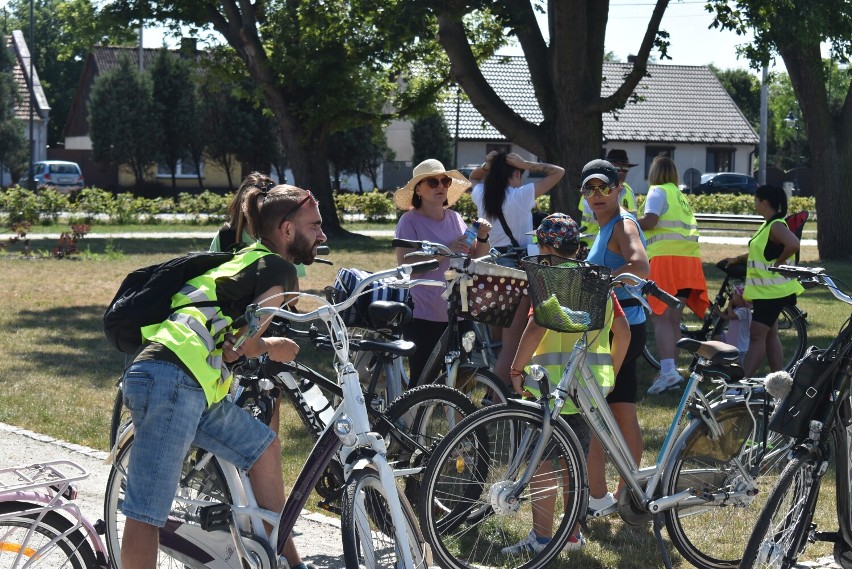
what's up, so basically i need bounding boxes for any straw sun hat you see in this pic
[393,159,471,210]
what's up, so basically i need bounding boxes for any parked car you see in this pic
[18,160,84,193]
[695,172,757,195]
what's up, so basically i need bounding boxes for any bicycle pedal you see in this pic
[317,500,342,516]
[199,503,232,531]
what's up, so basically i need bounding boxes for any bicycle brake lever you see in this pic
[233,304,261,350]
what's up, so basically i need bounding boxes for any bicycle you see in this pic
[643,259,808,374]
[1,460,108,568]
[392,237,518,407]
[103,260,447,569]
[417,256,793,569]
[740,264,852,569]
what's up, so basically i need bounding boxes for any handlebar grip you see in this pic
[645,281,683,310]
[392,238,422,249]
[316,245,330,256]
[408,259,439,275]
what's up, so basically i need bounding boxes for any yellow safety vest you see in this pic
[641,182,700,258]
[743,218,804,302]
[525,296,616,414]
[141,242,276,405]
[579,183,637,244]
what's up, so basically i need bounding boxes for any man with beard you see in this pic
[119,184,324,569]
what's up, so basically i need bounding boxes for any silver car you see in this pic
[18,161,85,193]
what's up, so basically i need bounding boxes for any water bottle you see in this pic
[298,379,335,427]
[463,221,481,248]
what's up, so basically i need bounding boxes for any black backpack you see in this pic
[103,252,236,354]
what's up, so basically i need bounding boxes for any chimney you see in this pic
[179,37,197,57]
[627,54,637,64]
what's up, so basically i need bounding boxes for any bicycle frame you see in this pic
[0,461,109,568]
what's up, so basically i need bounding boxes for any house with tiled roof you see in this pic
[60,43,238,190]
[386,56,759,194]
[1,31,50,186]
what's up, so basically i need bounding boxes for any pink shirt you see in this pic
[395,208,466,322]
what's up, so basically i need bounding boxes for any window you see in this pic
[706,148,735,172]
[157,158,204,178]
[644,146,674,178]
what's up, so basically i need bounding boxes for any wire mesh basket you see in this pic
[520,254,612,333]
[447,258,528,328]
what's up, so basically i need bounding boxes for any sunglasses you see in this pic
[581,184,615,198]
[423,177,453,189]
[617,167,630,174]
[277,190,317,226]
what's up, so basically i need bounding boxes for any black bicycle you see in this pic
[643,259,808,374]
[740,264,852,569]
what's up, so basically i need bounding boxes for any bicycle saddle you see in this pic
[367,300,412,332]
[357,338,417,358]
[676,338,740,364]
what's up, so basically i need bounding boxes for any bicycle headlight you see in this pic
[462,331,476,353]
[529,365,546,383]
[334,415,357,447]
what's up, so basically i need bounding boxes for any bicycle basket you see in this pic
[520,254,612,333]
[447,258,528,328]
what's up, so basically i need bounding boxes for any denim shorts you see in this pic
[121,360,275,527]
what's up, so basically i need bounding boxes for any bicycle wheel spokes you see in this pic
[776,306,807,373]
[741,456,818,569]
[420,406,585,569]
[665,401,791,569]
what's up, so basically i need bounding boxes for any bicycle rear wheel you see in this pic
[0,502,97,569]
[642,309,707,372]
[375,384,476,511]
[103,437,232,569]
[664,399,793,569]
[740,452,822,568]
[340,467,428,569]
[418,404,587,569]
[776,305,807,372]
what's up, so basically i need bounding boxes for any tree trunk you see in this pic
[545,109,602,221]
[284,135,341,234]
[810,143,852,259]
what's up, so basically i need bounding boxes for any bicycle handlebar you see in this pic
[611,272,684,311]
[235,260,439,346]
[770,264,852,306]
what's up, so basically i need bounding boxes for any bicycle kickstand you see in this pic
[653,512,674,569]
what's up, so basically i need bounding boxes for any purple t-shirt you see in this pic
[395,208,466,322]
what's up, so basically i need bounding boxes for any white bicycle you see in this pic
[104,260,444,569]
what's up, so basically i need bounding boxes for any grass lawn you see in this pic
[0,229,845,567]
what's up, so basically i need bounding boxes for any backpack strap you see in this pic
[496,210,521,248]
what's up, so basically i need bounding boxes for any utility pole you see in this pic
[27,0,34,190]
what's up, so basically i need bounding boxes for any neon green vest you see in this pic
[743,218,804,302]
[141,242,275,405]
[641,182,700,258]
[579,183,637,244]
[525,297,615,414]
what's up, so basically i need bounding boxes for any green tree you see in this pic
[0,39,28,181]
[709,65,761,127]
[412,110,453,167]
[199,83,259,191]
[100,0,462,234]
[708,0,852,258]
[428,0,673,215]
[150,49,198,192]
[4,0,136,146]
[88,55,157,186]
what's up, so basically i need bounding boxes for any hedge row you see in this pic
[0,185,816,227]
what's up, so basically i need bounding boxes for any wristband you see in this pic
[477,235,489,243]
[509,368,525,378]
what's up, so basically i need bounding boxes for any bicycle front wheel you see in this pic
[664,399,793,569]
[0,502,98,569]
[418,404,587,569]
[777,305,807,373]
[103,437,232,568]
[376,384,477,511]
[433,367,510,409]
[340,467,427,569]
[740,453,821,568]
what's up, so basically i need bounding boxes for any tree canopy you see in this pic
[708,0,852,258]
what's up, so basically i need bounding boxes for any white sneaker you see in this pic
[501,529,550,555]
[587,491,617,519]
[564,532,586,551]
[647,370,684,394]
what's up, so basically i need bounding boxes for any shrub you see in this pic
[359,189,396,222]
[1,186,42,225]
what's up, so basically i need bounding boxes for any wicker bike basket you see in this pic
[520,255,612,333]
[446,258,528,328]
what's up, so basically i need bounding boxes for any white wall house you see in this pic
[384,57,758,194]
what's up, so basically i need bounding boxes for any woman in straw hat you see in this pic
[468,151,565,389]
[394,159,492,385]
